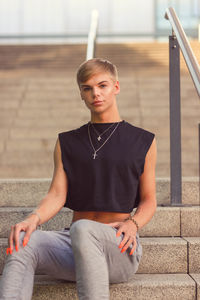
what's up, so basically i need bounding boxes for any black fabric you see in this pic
[58,120,155,213]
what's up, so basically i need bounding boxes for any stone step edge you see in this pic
[0,176,198,179]
[2,236,197,242]
[34,273,199,286]
[0,205,199,210]
[0,274,198,300]
[0,206,199,238]
[0,238,199,275]
[0,177,199,206]
[0,177,198,182]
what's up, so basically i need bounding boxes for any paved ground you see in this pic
[0,42,199,178]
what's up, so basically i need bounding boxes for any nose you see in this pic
[92,87,100,98]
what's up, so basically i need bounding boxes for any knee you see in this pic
[69,219,95,247]
[70,219,95,235]
[5,231,42,265]
[24,230,45,250]
[12,230,42,256]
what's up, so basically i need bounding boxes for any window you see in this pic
[155,0,200,37]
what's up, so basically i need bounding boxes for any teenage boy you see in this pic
[0,58,157,300]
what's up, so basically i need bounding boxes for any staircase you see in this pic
[0,178,199,299]
[0,42,199,179]
[0,42,200,299]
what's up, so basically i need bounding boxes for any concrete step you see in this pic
[1,42,199,72]
[184,238,200,274]
[0,178,199,206]
[138,237,188,274]
[0,44,86,70]
[0,43,199,178]
[1,237,200,275]
[190,274,200,299]
[0,206,199,238]
[0,274,197,300]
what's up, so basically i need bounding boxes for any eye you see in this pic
[100,84,106,88]
[83,87,91,91]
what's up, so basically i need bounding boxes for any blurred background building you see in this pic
[0,0,199,44]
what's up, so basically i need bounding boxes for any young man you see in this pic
[0,58,157,300]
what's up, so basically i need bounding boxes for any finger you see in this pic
[120,237,134,253]
[8,226,15,254]
[14,224,24,252]
[23,227,34,247]
[105,222,121,227]
[116,224,125,237]
[129,237,137,255]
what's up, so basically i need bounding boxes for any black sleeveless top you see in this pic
[58,120,155,213]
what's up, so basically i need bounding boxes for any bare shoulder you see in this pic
[47,137,68,200]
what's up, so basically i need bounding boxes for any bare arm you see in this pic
[29,138,68,225]
[107,137,157,255]
[8,137,68,254]
[130,136,157,228]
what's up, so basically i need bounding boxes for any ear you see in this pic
[114,80,120,95]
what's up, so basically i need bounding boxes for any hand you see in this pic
[106,220,137,255]
[7,214,39,255]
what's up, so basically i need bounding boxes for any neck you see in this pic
[90,112,122,124]
[90,117,122,124]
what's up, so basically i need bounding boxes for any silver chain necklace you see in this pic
[91,122,116,141]
[88,121,121,159]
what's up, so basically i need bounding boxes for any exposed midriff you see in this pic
[72,211,130,224]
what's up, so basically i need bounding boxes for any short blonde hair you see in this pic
[77,58,118,87]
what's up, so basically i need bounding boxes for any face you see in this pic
[79,72,120,114]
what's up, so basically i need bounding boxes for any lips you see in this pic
[93,101,103,105]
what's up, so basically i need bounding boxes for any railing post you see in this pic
[86,10,99,60]
[169,33,182,205]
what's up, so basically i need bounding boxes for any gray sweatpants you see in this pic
[0,219,142,300]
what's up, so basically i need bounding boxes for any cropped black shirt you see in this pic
[58,120,155,213]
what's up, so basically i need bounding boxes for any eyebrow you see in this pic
[80,80,108,88]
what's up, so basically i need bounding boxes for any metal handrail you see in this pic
[86,10,99,60]
[165,7,200,97]
[165,7,200,206]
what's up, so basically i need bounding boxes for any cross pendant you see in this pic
[93,152,97,159]
[97,136,101,141]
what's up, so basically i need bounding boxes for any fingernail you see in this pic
[118,244,122,249]
[10,248,13,255]
[23,240,28,247]
[15,245,18,252]
[121,249,126,253]
[6,248,10,255]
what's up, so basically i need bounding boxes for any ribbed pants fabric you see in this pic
[0,219,142,300]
